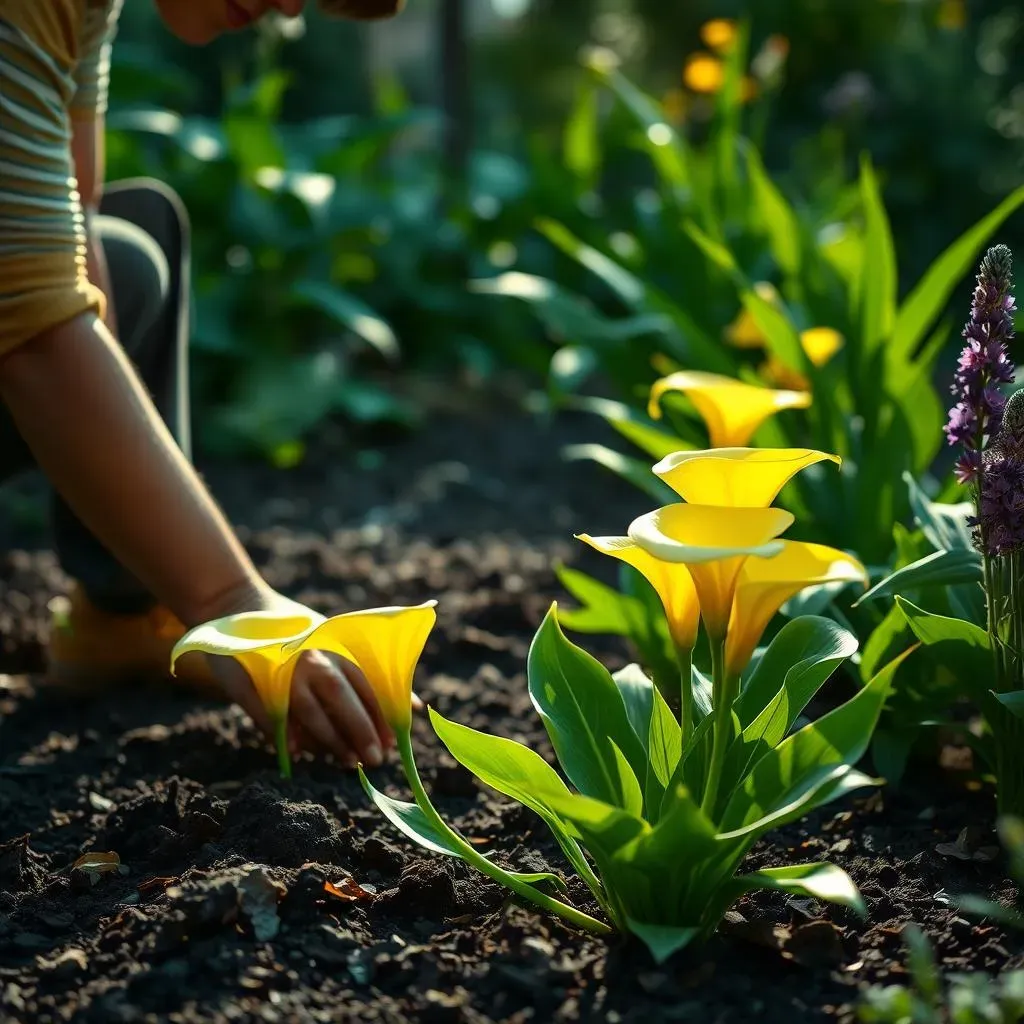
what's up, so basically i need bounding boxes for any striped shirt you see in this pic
[0,0,121,356]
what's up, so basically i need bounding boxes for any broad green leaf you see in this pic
[858,155,897,354]
[895,597,992,684]
[870,727,916,786]
[722,619,858,800]
[569,396,687,460]
[743,142,801,276]
[735,617,858,731]
[535,219,732,373]
[648,687,683,811]
[613,663,656,751]
[358,767,463,858]
[890,184,1024,367]
[610,740,644,818]
[562,443,677,503]
[905,472,975,551]
[556,566,647,636]
[288,281,399,363]
[563,77,599,185]
[625,920,700,964]
[427,709,598,894]
[549,346,598,396]
[719,648,909,836]
[856,549,983,605]
[528,606,648,808]
[861,602,913,682]
[994,691,1024,720]
[691,664,713,720]
[728,862,865,915]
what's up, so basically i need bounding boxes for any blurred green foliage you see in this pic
[105,0,1023,459]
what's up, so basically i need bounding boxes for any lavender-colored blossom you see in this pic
[979,389,1024,556]
[945,245,1017,456]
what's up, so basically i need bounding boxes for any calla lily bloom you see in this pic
[762,327,845,390]
[629,504,793,639]
[284,602,437,734]
[723,283,780,349]
[725,542,869,676]
[652,448,841,508]
[576,534,700,652]
[647,370,811,449]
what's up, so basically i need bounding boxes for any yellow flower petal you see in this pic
[800,327,844,367]
[724,284,780,349]
[700,18,737,53]
[684,52,725,94]
[171,609,321,721]
[286,602,438,733]
[628,504,793,638]
[725,542,868,675]
[652,448,841,508]
[760,355,808,392]
[576,533,700,651]
[647,370,811,448]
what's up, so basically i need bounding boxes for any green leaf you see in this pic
[719,648,909,837]
[610,740,644,818]
[905,472,975,551]
[994,691,1024,720]
[563,77,600,186]
[358,767,464,858]
[894,597,992,684]
[625,920,700,964]
[288,281,399,363]
[890,184,1024,367]
[728,862,865,915]
[856,549,983,605]
[528,606,648,808]
[858,155,897,354]
[562,444,677,504]
[735,617,858,731]
[556,566,648,636]
[569,396,687,460]
[426,709,599,893]
[743,141,801,276]
[648,687,683,815]
[613,663,656,751]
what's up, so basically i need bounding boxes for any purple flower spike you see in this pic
[946,245,1017,461]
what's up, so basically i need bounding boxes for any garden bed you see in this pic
[1,406,1022,1023]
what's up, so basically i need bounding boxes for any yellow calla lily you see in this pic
[576,534,700,652]
[723,283,780,349]
[652,448,841,508]
[285,602,438,734]
[647,370,811,448]
[628,504,793,639]
[171,609,322,723]
[725,542,869,676]
[762,327,845,391]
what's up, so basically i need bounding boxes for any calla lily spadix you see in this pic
[724,542,868,676]
[628,504,794,640]
[647,370,811,449]
[576,534,700,652]
[652,448,841,508]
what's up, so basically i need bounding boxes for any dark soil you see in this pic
[1,404,1022,1024]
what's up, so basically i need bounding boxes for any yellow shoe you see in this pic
[45,585,220,696]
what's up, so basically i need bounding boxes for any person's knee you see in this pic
[95,216,171,353]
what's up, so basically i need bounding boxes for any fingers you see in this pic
[329,654,394,750]
[304,652,387,767]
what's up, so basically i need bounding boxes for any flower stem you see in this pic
[700,637,735,819]
[395,731,611,935]
[996,707,1024,819]
[675,644,694,745]
[275,716,292,779]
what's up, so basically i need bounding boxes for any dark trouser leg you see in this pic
[0,179,192,614]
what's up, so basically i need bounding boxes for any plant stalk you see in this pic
[274,716,292,779]
[395,731,612,935]
[700,637,735,818]
[675,644,694,745]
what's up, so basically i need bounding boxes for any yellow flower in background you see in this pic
[576,534,701,652]
[725,542,869,675]
[761,327,845,390]
[937,0,966,31]
[724,282,780,349]
[700,18,737,53]
[629,504,793,639]
[648,370,811,448]
[684,52,725,94]
[653,448,841,508]
[287,602,438,734]
[662,87,690,125]
[172,609,321,724]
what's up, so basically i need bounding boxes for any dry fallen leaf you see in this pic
[72,852,121,873]
[324,877,377,903]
